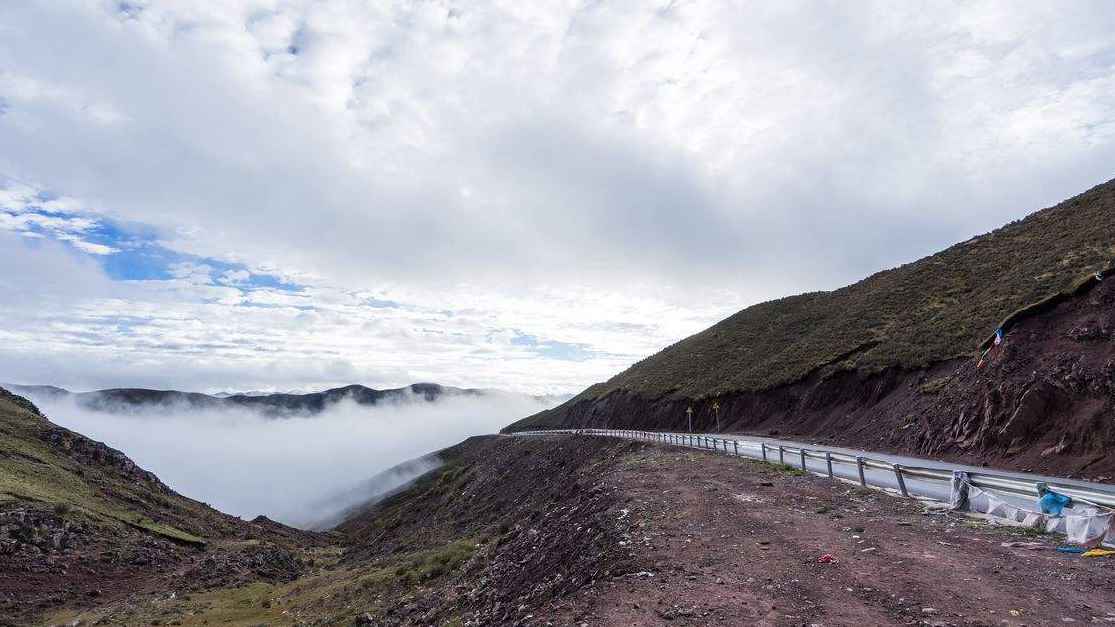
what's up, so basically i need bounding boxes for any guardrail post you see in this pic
[894,464,909,497]
[761,443,767,462]
[825,452,834,479]
[799,449,807,471]
[778,446,785,465]
[733,441,739,456]
[856,457,866,487]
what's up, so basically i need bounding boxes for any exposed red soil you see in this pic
[0,509,322,626]
[519,277,1115,482]
[538,438,1115,626]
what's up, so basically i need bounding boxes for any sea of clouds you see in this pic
[31,391,559,528]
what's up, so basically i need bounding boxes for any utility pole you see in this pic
[712,401,720,432]
[686,406,693,433]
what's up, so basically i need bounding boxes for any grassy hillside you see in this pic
[0,388,322,624]
[0,388,211,544]
[565,177,1115,404]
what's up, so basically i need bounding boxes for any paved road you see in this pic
[549,429,1115,513]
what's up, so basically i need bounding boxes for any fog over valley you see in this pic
[25,389,560,528]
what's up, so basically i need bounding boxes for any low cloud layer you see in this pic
[30,392,558,528]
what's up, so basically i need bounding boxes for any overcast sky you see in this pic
[2,1,1114,394]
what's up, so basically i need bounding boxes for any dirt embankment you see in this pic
[515,276,1115,481]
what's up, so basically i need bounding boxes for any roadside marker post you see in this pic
[894,464,909,497]
[761,443,768,462]
[778,446,785,465]
[799,449,807,471]
[856,457,867,487]
[825,452,834,478]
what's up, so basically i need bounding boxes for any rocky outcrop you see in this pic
[43,427,168,489]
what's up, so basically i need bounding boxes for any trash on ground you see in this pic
[1001,541,1046,550]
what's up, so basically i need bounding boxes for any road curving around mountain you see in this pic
[507,178,1115,481]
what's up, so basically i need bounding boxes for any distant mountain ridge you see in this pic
[2,382,513,417]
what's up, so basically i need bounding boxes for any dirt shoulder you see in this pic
[541,439,1115,626]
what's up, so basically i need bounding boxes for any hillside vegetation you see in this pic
[0,388,321,624]
[562,178,1114,405]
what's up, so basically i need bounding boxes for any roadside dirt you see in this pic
[539,440,1115,626]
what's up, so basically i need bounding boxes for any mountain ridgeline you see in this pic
[3,382,490,417]
[507,177,1115,478]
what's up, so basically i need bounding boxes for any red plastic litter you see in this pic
[817,553,836,564]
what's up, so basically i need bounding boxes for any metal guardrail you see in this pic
[513,428,1115,510]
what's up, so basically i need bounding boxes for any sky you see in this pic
[2,1,1115,395]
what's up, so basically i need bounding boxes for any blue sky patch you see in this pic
[510,331,596,361]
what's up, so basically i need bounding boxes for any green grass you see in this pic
[49,538,479,627]
[387,538,478,585]
[918,376,952,395]
[128,518,207,547]
[771,464,808,477]
[509,177,1115,430]
[0,390,210,547]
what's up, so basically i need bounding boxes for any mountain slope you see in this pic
[506,177,1115,477]
[0,387,321,624]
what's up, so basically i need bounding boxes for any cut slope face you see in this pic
[506,178,1115,477]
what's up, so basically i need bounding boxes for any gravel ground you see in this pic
[540,441,1115,626]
